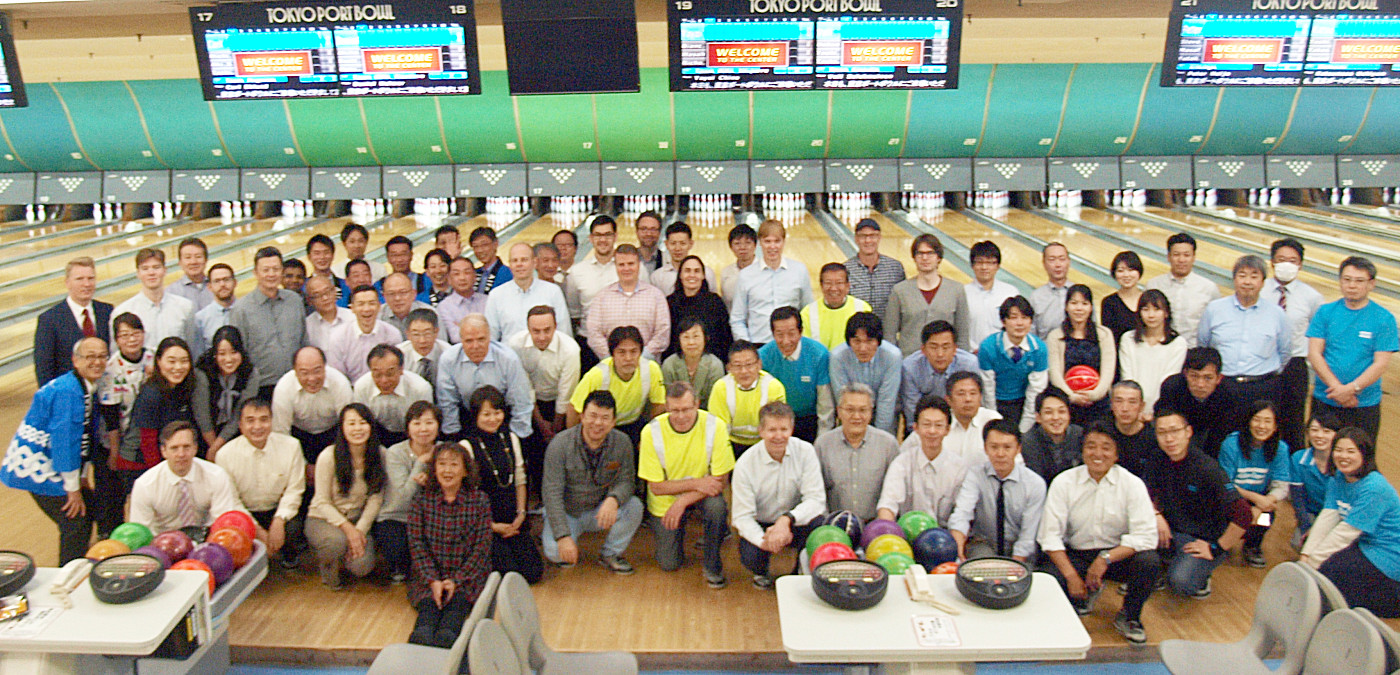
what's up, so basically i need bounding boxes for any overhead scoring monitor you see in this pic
[0,13,26,108]
[190,1,481,100]
[1304,14,1400,85]
[670,0,962,92]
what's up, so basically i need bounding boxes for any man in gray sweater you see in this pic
[540,390,644,574]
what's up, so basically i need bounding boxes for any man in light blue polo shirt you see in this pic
[1307,256,1398,440]
[758,307,832,442]
[1198,255,1291,430]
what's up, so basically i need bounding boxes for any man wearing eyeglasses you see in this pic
[1307,256,1398,440]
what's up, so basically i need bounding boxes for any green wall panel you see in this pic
[514,93,597,163]
[209,100,303,167]
[979,64,1074,157]
[363,96,449,166]
[595,69,674,162]
[751,90,829,160]
[1126,78,1218,155]
[1273,88,1371,155]
[438,72,522,164]
[286,98,376,166]
[128,79,233,170]
[0,85,94,172]
[1053,63,1153,157]
[1344,88,1400,156]
[828,90,907,159]
[1197,87,1295,156]
[904,64,992,158]
[54,82,164,170]
[672,90,749,161]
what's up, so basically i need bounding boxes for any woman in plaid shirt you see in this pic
[406,442,493,648]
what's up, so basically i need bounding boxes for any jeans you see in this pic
[738,521,817,577]
[540,496,645,562]
[650,495,727,575]
[1046,547,1162,621]
[1165,532,1228,596]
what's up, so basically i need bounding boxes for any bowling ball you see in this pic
[86,539,130,562]
[207,528,251,568]
[897,511,938,541]
[187,543,234,585]
[132,545,172,569]
[823,511,863,547]
[110,523,153,550]
[805,525,852,558]
[933,562,960,575]
[864,534,913,562]
[1065,365,1099,392]
[211,511,256,542]
[911,528,959,569]
[860,519,904,548]
[808,542,857,572]
[151,531,195,563]
[170,559,216,595]
[876,552,917,575]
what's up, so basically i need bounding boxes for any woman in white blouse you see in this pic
[1118,290,1187,419]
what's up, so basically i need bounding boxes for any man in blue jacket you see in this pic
[3,337,108,563]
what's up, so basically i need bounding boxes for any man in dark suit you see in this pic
[35,257,112,387]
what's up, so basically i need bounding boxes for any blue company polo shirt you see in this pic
[758,337,829,417]
[1326,471,1400,581]
[1307,299,1399,408]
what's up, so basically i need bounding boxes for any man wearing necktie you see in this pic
[35,257,113,387]
[947,418,1047,564]
[127,421,248,534]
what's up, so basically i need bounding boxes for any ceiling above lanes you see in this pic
[3,0,1171,82]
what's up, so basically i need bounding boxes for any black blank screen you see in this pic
[501,0,639,95]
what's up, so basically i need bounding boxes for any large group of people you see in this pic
[4,211,1399,648]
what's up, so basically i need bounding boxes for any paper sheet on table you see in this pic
[0,605,62,639]
[912,614,960,647]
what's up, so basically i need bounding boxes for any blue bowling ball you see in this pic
[824,511,863,547]
[911,528,959,568]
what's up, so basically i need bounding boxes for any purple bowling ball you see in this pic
[133,545,172,569]
[861,519,904,549]
[187,543,235,585]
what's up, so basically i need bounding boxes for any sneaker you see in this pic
[278,552,300,570]
[1113,613,1147,644]
[599,555,635,575]
[704,569,727,589]
[390,571,406,585]
[1191,577,1212,600]
[1117,581,1129,595]
[1244,548,1267,568]
[1155,577,1168,592]
[752,574,775,590]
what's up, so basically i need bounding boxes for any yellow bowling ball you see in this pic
[864,534,913,562]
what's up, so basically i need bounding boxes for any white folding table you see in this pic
[777,571,1092,674]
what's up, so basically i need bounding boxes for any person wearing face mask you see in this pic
[1260,239,1322,454]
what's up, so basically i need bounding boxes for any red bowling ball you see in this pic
[151,531,195,563]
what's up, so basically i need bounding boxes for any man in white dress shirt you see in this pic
[272,347,353,467]
[877,395,968,525]
[304,275,354,350]
[1262,238,1323,452]
[1145,232,1220,348]
[486,243,570,342]
[129,421,247,534]
[650,222,715,294]
[398,308,450,393]
[112,248,196,352]
[938,371,1003,462]
[964,241,1021,352]
[564,216,620,335]
[326,285,403,382]
[1037,421,1160,644]
[352,344,432,447]
[215,398,306,564]
[730,402,827,589]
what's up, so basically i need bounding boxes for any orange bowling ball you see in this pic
[170,559,216,594]
[933,562,960,574]
[86,539,131,562]
[207,528,251,568]
[210,511,257,542]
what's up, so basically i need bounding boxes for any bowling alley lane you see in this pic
[1276,205,1400,241]
[0,218,111,253]
[1229,205,1400,254]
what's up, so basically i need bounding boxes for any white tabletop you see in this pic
[0,568,209,655]
[777,572,1091,664]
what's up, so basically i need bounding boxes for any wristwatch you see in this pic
[1098,551,1113,561]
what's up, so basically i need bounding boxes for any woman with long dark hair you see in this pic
[666,255,731,359]
[1218,400,1291,569]
[1117,289,1185,417]
[459,385,543,583]
[1047,285,1114,426]
[407,441,493,646]
[305,403,387,589]
[119,337,212,477]
[195,325,260,461]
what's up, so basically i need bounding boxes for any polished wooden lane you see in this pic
[1232,206,1400,257]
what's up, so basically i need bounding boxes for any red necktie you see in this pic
[81,309,95,338]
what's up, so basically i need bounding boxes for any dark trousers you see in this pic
[249,508,305,559]
[372,520,410,576]
[1243,523,1271,552]
[290,425,339,466]
[650,495,728,575]
[739,521,817,577]
[1277,357,1309,452]
[257,385,278,404]
[32,492,93,565]
[732,443,753,459]
[1047,548,1161,621]
[413,594,474,647]
[90,459,128,539]
[491,531,543,584]
[617,418,648,452]
[1315,401,1381,443]
[523,399,555,499]
[794,415,818,443]
[996,399,1025,427]
[1222,375,1281,428]
[1319,541,1400,618]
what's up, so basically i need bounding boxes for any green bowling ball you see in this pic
[877,551,918,575]
[805,525,853,558]
[897,511,938,541]
[110,522,154,550]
